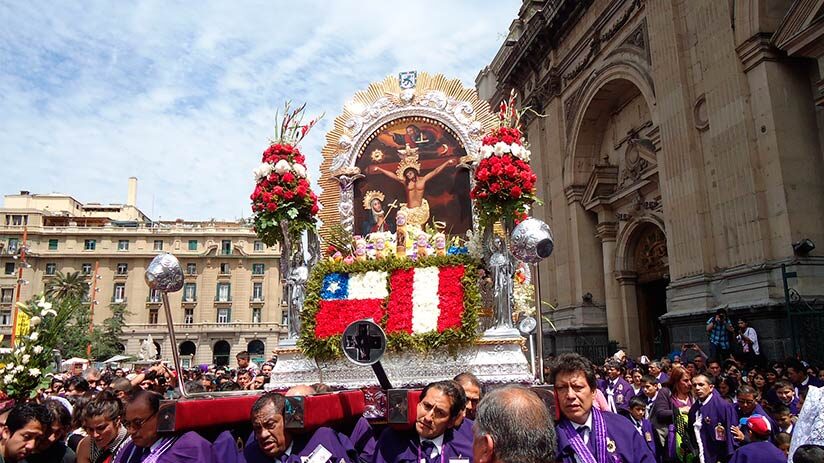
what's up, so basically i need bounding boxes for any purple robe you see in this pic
[687,390,737,463]
[555,411,656,463]
[373,425,473,463]
[657,372,669,384]
[599,377,635,414]
[349,416,377,463]
[243,427,357,463]
[212,430,246,463]
[728,441,786,463]
[115,431,216,463]
[628,416,657,458]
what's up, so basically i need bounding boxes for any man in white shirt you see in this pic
[736,318,760,368]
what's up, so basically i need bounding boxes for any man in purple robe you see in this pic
[472,385,555,463]
[600,359,634,416]
[732,386,776,445]
[374,380,473,463]
[649,362,669,385]
[786,359,824,398]
[687,374,736,463]
[728,415,785,463]
[348,416,377,463]
[552,353,655,463]
[243,392,357,463]
[115,389,215,463]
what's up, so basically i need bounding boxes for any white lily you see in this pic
[29,332,39,341]
[29,316,41,327]
[28,368,40,377]
[21,354,30,364]
[33,346,43,354]
[36,297,52,311]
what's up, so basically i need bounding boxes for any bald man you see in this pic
[472,386,556,463]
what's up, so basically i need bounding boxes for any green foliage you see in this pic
[298,254,482,361]
[44,271,89,303]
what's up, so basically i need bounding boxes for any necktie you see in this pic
[576,425,590,445]
[420,440,439,463]
[138,447,151,463]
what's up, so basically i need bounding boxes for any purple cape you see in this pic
[687,390,737,463]
[115,431,216,463]
[599,377,635,413]
[373,425,473,463]
[243,427,357,463]
[212,430,246,463]
[555,411,656,463]
[729,441,786,463]
[349,416,377,463]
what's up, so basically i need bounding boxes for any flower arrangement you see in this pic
[469,90,538,228]
[250,102,323,245]
[0,297,59,400]
[299,254,481,360]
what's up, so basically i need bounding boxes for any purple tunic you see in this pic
[349,416,377,463]
[243,427,357,463]
[555,411,656,463]
[373,425,473,463]
[728,441,786,463]
[599,377,635,414]
[115,431,216,463]
[212,430,246,463]
[628,416,657,458]
[687,390,737,463]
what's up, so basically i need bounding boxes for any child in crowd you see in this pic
[639,374,659,418]
[771,405,795,436]
[627,395,657,459]
[774,432,792,457]
[729,415,786,463]
[773,380,800,414]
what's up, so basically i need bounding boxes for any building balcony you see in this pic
[114,273,128,280]
[181,297,197,305]
[250,296,264,305]
[111,297,127,304]
[146,297,162,305]
[213,296,232,304]
[124,321,284,335]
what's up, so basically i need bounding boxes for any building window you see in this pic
[252,282,263,301]
[84,239,96,251]
[7,238,19,253]
[7,215,27,226]
[217,307,231,324]
[4,263,15,275]
[184,308,194,324]
[81,263,92,275]
[118,240,129,251]
[1,288,14,303]
[185,263,196,275]
[253,240,264,251]
[113,283,126,303]
[0,310,10,326]
[252,307,262,324]
[219,263,230,275]
[45,263,57,276]
[216,283,231,302]
[149,308,159,324]
[149,288,161,303]
[281,311,288,325]
[188,240,198,251]
[252,263,265,275]
[221,240,232,255]
[48,239,58,251]
[153,240,163,251]
[116,263,128,275]
[183,283,196,302]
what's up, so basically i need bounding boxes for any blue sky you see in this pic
[0,1,519,220]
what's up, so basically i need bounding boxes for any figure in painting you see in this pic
[371,156,454,227]
[361,190,395,235]
[378,124,440,151]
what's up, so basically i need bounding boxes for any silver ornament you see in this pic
[509,218,554,264]
[145,253,184,292]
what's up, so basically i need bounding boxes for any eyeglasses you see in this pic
[122,411,157,431]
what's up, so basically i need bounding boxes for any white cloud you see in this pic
[0,0,519,220]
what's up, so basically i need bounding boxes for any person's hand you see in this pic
[731,426,744,442]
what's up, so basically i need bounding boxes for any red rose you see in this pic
[266,203,277,212]
[476,168,490,181]
[296,184,308,198]
[511,186,523,198]
[272,186,284,196]
[283,190,294,200]
[311,203,319,214]
[282,172,295,183]
[489,183,501,193]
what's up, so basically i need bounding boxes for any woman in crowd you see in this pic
[717,376,738,404]
[656,366,694,462]
[76,390,130,463]
[630,368,643,397]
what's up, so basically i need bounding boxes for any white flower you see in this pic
[41,309,57,317]
[480,145,494,159]
[521,149,532,162]
[29,316,41,327]
[29,332,38,341]
[33,346,43,354]
[6,363,15,370]
[273,159,291,175]
[252,163,274,181]
[14,365,23,373]
[493,141,510,155]
[21,354,30,365]
[347,271,389,300]
[36,297,52,311]
[3,374,13,383]
[28,368,40,377]
[411,267,441,334]
[292,163,307,178]
[510,144,522,158]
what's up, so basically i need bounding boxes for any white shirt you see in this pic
[741,327,759,355]
[693,394,714,463]
[571,412,594,445]
[421,434,444,458]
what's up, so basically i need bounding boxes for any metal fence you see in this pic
[783,263,824,366]
[574,337,619,364]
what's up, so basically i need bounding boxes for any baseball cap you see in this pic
[743,415,772,437]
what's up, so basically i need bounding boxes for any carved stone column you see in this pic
[597,222,624,351]
[616,270,641,355]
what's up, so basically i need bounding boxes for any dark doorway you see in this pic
[213,340,231,367]
[637,279,669,358]
[179,341,196,356]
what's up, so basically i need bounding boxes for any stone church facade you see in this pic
[477,0,824,360]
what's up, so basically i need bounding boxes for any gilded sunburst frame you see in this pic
[318,72,497,240]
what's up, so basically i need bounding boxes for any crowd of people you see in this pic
[1,311,824,463]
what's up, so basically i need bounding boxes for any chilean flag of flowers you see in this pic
[314,266,466,339]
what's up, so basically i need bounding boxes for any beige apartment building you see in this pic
[0,179,285,367]
[477,0,824,361]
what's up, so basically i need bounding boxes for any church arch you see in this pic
[213,340,231,367]
[179,341,196,356]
